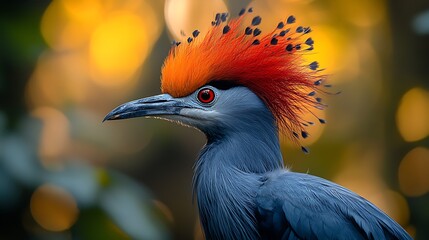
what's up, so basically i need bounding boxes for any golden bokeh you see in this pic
[304,25,359,77]
[398,147,429,197]
[31,107,70,169]
[26,52,89,108]
[30,184,79,232]
[41,0,102,51]
[336,0,386,27]
[89,12,148,86]
[396,87,429,142]
[333,146,410,227]
[164,0,228,40]
[61,0,103,23]
[372,190,410,227]
[40,0,162,89]
[16,0,422,237]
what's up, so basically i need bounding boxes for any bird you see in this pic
[104,9,412,240]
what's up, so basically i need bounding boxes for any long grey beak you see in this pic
[103,94,190,122]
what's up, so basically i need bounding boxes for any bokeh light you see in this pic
[396,87,429,142]
[31,107,70,169]
[40,0,163,90]
[332,145,410,228]
[30,184,79,232]
[2,0,429,239]
[336,0,386,27]
[398,147,429,197]
[89,12,148,86]
[41,0,102,51]
[373,190,410,227]
[26,52,89,108]
[304,25,360,78]
[164,0,228,40]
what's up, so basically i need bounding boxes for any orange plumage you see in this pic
[161,10,326,145]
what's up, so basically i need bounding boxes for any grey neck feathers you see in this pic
[193,107,283,239]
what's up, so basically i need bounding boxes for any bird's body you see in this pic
[104,9,412,239]
[190,87,410,239]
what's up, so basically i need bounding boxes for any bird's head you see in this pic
[104,9,327,150]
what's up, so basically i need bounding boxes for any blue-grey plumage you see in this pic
[104,85,412,240]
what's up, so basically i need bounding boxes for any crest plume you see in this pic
[161,9,329,149]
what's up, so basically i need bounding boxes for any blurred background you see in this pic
[1,0,428,239]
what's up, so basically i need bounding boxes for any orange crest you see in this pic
[161,9,330,150]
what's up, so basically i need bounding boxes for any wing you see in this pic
[256,171,412,240]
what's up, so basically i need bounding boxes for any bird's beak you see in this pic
[103,94,191,122]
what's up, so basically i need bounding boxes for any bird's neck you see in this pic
[202,107,284,173]
[193,116,283,239]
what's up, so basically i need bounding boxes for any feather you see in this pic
[256,171,412,240]
[161,10,325,142]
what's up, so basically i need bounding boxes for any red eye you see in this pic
[197,88,215,104]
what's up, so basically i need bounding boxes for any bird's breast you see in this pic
[194,165,261,240]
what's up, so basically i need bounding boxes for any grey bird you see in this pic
[104,9,412,240]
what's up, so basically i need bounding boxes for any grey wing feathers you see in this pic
[256,171,412,240]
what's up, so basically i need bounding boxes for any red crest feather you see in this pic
[161,9,328,149]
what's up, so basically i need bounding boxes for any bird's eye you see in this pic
[197,88,215,104]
